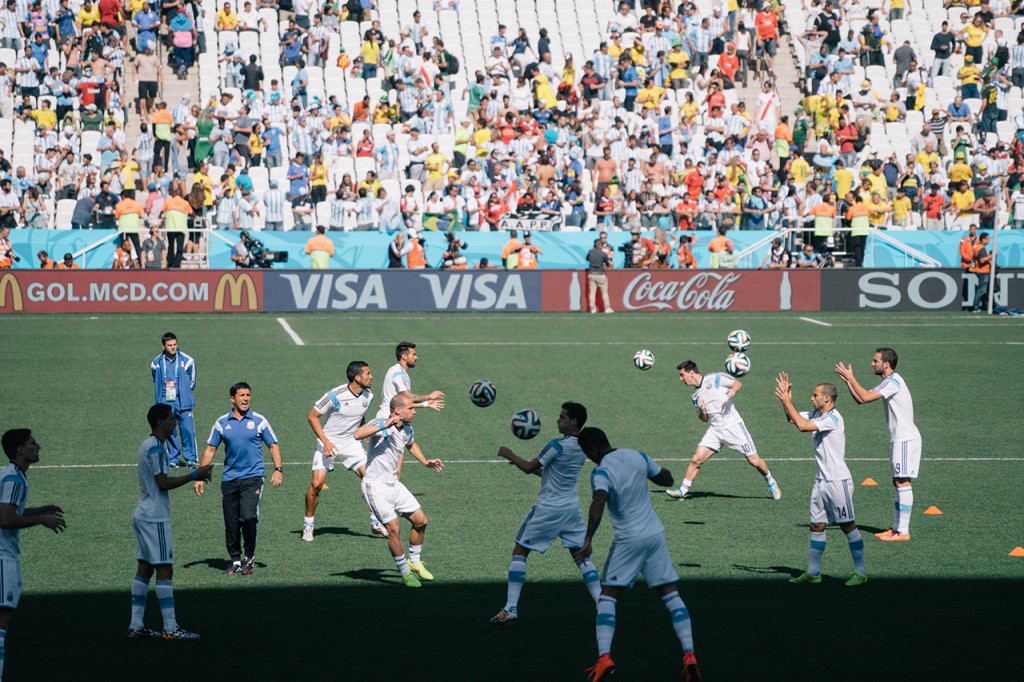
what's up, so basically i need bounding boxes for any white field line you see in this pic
[306,340,1018,347]
[799,317,833,327]
[32,457,1024,470]
[276,317,305,346]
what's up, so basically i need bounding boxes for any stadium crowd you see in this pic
[0,0,1021,270]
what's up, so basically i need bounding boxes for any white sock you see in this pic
[894,486,913,534]
[409,543,423,564]
[393,553,411,576]
[505,555,528,610]
[681,479,694,493]
[578,558,601,603]
[808,531,826,576]
[596,595,617,656]
[661,591,695,652]
[764,471,776,486]
[846,528,866,576]
[130,576,149,630]
[155,579,177,632]
[304,515,314,527]
[371,513,381,526]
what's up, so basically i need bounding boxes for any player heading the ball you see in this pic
[491,402,601,625]
[666,360,781,501]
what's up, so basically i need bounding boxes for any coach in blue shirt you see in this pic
[150,332,198,467]
[195,382,282,575]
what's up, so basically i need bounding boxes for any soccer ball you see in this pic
[469,379,497,407]
[725,352,751,377]
[511,409,542,440]
[633,349,656,371]
[727,329,751,352]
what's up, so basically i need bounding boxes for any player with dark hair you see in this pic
[129,405,214,640]
[836,347,922,541]
[150,332,198,467]
[575,427,702,682]
[195,382,283,575]
[355,392,444,587]
[302,361,385,540]
[490,402,602,624]
[372,342,445,535]
[775,375,867,587]
[0,429,66,679]
[666,360,781,500]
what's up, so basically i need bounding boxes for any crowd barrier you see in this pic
[2,269,1021,314]
[6,230,1024,271]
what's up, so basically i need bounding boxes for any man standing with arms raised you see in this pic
[150,332,198,468]
[836,348,921,541]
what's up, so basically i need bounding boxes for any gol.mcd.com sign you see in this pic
[0,271,263,313]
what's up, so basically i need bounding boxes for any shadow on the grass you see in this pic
[11,579,1022,681]
[287,525,370,539]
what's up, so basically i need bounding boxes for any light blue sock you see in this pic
[155,579,177,632]
[661,591,694,652]
[596,595,617,656]
[130,576,149,630]
[578,558,601,603]
[895,486,913,534]
[808,531,826,576]
[846,528,866,576]
[504,555,527,610]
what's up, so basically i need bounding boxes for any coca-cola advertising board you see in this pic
[543,270,820,312]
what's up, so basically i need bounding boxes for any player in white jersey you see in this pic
[575,427,702,682]
[666,360,781,501]
[354,392,444,588]
[0,429,66,681]
[130,405,214,640]
[302,361,384,540]
[489,402,602,625]
[775,374,867,587]
[836,347,922,542]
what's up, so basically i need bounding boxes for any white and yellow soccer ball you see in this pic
[511,409,542,440]
[727,329,751,353]
[469,379,497,407]
[725,352,751,377]
[633,349,656,371]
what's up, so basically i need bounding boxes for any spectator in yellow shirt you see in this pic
[637,79,665,110]
[960,15,988,64]
[958,55,981,99]
[77,0,100,28]
[216,2,239,31]
[668,45,689,89]
[948,155,974,183]
[868,192,892,228]
[891,187,912,228]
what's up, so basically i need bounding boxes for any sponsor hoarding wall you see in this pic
[2,270,1022,314]
[8,230,1024,270]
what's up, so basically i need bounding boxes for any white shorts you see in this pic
[514,504,586,553]
[312,438,367,472]
[133,518,174,565]
[601,532,679,589]
[0,558,22,609]
[890,439,921,479]
[698,422,758,457]
[361,479,420,525]
[809,479,855,525]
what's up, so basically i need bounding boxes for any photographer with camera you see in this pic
[440,231,467,269]
[0,227,19,269]
[232,230,253,268]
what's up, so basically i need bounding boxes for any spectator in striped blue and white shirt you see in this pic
[377,131,400,180]
[328,187,347,231]
[215,186,237,229]
[0,2,22,51]
[291,119,315,164]
[262,180,285,231]
[236,190,257,230]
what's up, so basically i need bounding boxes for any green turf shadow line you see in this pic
[9,579,1022,681]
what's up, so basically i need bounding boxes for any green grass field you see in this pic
[1,311,1022,681]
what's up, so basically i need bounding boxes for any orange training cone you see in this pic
[1010,547,1024,557]
[861,478,878,486]
[923,506,943,515]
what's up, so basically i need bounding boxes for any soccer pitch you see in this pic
[2,311,1022,680]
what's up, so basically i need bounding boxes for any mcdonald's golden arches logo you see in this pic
[214,272,258,311]
[0,273,23,312]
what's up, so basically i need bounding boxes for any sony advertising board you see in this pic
[819,269,1024,311]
